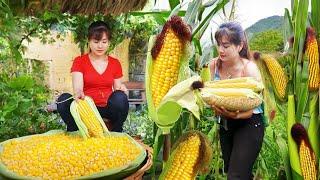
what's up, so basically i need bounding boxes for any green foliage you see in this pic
[249,30,284,53]
[246,15,284,38]
[123,106,154,146]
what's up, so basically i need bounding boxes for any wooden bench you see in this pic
[123,81,146,108]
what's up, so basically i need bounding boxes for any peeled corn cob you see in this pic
[70,96,109,138]
[150,15,191,107]
[205,77,264,92]
[159,131,212,180]
[291,123,318,180]
[0,133,143,180]
[305,27,320,91]
[200,88,262,111]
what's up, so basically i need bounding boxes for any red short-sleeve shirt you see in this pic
[71,54,123,107]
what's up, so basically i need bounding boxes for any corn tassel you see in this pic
[291,123,318,180]
[150,15,191,107]
[305,27,320,91]
[261,54,288,99]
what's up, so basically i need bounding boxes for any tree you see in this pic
[249,30,284,53]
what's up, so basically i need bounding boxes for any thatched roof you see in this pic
[10,0,148,15]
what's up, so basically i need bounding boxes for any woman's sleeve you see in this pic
[113,59,123,79]
[70,56,84,73]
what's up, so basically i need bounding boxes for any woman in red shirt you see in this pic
[56,21,129,132]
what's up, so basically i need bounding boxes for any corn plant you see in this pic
[275,0,320,179]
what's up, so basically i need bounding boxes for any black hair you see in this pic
[215,22,250,59]
[88,21,111,40]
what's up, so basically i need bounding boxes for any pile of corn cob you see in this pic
[196,77,264,111]
[0,133,144,179]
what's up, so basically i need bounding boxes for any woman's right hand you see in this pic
[74,90,85,102]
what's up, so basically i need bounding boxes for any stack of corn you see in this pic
[0,133,143,180]
[291,123,317,180]
[159,131,212,180]
[70,96,109,138]
[150,15,191,107]
[305,27,320,91]
[195,77,263,111]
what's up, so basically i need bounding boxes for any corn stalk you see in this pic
[281,0,320,179]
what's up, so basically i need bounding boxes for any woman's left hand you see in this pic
[212,104,240,119]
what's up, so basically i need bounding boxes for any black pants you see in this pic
[219,114,265,180]
[57,90,129,132]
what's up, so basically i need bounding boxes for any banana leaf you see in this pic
[0,130,147,180]
[145,36,200,134]
[287,95,303,180]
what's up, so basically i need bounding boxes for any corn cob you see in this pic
[0,133,143,180]
[259,53,288,100]
[77,99,104,137]
[291,123,318,180]
[159,131,212,180]
[70,96,109,139]
[200,88,262,111]
[150,15,191,107]
[305,27,320,91]
[205,77,264,92]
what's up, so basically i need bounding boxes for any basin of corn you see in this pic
[0,130,146,180]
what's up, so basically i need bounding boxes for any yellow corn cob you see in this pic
[305,27,320,91]
[163,134,200,180]
[300,140,317,180]
[0,134,143,180]
[160,131,212,180]
[77,99,104,137]
[261,54,288,99]
[151,28,182,107]
[205,77,264,92]
[200,88,262,111]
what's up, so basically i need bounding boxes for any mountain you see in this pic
[245,15,284,38]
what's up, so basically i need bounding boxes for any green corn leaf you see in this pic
[295,60,309,123]
[276,135,292,180]
[168,2,183,19]
[192,0,229,38]
[287,95,302,178]
[283,8,293,51]
[307,92,319,159]
[184,0,201,28]
[311,0,320,33]
[152,128,164,177]
[169,0,180,10]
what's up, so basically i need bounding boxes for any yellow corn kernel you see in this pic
[77,99,103,137]
[163,134,201,180]
[151,28,182,107]
[262,54,288,99]
[305,28,320,91]
[299,140,317,180]
[0,134,142,180]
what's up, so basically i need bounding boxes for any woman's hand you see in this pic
[211,104,240,119]
[74,90,85,102]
